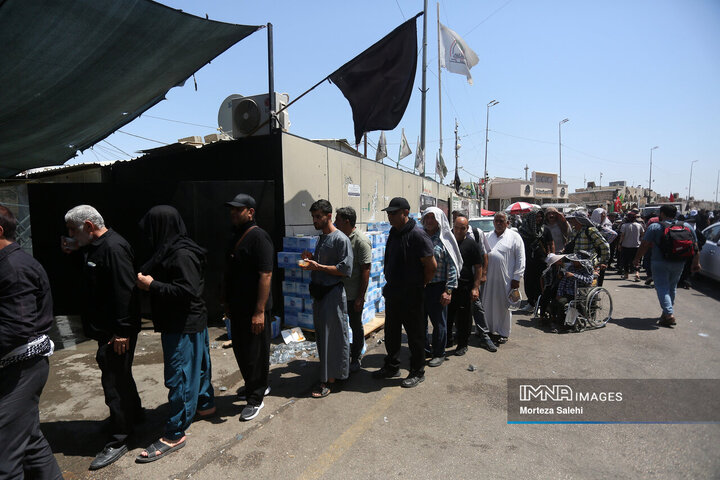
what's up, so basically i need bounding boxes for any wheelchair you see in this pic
[534,279,613,332]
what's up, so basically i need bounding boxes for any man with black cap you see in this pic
[224,194,274,421]
[373,197,436,388]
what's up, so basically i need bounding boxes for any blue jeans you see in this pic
[651,260,685,316]
[161,329,214,441]
[424,282,447,358]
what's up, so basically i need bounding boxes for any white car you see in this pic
[469,216,494,233]
[698,223,720,281]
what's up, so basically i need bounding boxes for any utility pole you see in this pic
[688,160,698,202]
[649,146,658,195]
[420,0,428,155]
[558,118,569,184]
[483,100,499,208]
[716,169,719,206]
[454,119,459,193]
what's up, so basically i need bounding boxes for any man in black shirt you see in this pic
[448,214,486,355]
[224,194,274,421]
[0,204,62,480]
[63,205,142,470]
[372,197,436,388]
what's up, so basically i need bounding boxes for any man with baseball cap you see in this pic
[224,193,274,421]
[373,197,436,388]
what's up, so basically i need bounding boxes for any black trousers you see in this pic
[96,333,143,448]
[383,286,426,375]
[0,356,62,480]
[346,300,364,362]
[448,285,473,349]
[619,247,639,274]
[231,311,271,406]
[523,259,544,306]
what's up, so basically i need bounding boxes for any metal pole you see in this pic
[436,2,442,184]
[688,160,698,202]
[649,146,658,193]
[455,119,459,192]
[483,100,498,208]
[559,118,569,185]
[716,169,719,206]
[420,0,428,155]
[267,23,275,133]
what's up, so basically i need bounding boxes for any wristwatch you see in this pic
[446,288,453,295]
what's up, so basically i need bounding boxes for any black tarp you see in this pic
[0,0,260,177]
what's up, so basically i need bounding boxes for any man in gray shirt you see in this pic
[301,200,353,397]
[335,207,372,373]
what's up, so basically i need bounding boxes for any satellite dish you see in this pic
[232,98,262,136]
[217,94,243,135]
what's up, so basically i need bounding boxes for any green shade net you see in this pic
[0,0,260,177]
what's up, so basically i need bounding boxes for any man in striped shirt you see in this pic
[421,208,461,368]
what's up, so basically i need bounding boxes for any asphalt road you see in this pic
[40,271,720,480]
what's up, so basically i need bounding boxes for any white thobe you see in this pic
[481,229,526,337]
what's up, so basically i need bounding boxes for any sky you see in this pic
[68,0,720,203]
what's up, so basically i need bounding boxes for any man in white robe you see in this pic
[481,212,525,343]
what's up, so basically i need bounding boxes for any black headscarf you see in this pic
[519,209,544,241]
[139,205,206,274]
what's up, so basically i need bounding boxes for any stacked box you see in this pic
[279,235,319,328]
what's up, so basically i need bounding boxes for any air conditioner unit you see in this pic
[225,92,289,138]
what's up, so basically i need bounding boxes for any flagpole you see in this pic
[420,0,428,164]
[436,2,442,184]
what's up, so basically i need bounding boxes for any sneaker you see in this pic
[454,346,468,356]
[401,372,425,388]
[372,366,401,379]
[240,402,264,421]
[644,277,653,286]
[479,335,498,352]
[237,385,271,401]
[350,358,362,373]
[428,356,444,367]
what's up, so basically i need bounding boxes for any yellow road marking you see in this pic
[296,388,403,480]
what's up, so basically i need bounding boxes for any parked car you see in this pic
[469,216,494,233]
[698,223,720,281]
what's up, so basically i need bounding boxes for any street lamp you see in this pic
[688,160,698,202]
[558,118,569,185]
[649,146,658,193]
[483,99,499,208]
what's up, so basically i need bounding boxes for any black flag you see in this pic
[329,13,422,145]
[454,169,462,193]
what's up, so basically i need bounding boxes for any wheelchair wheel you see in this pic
[585,287,612,328]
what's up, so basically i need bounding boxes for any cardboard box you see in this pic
[297,312,314,330]
[283,296,304,312]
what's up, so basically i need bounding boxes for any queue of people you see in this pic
[0,197,710,475]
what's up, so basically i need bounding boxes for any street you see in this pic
[41,273,720,480]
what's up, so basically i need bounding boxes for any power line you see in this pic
[102,140,131,158]
[141,114,217,130]
[464,0,514,36]
[117,130,169,145]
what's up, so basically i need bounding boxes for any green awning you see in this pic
[0,0,260,177]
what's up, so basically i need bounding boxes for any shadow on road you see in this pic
[690,274,720,302]
[608,316,660,331]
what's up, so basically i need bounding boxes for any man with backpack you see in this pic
[633,205,700,327]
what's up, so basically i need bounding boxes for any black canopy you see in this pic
[0,0,260,177]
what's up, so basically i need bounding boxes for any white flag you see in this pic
[414,137,425,175]
[375,131,387,162]
[398,128,412,161]
[439,23,479,85]
[436,151,447,179]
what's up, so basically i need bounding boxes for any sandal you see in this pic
[195,406,216,419]
[497,336,508,344]
[311,383,331,398]
[135,438,185,463]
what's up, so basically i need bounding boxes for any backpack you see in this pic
[659,221,696,261]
